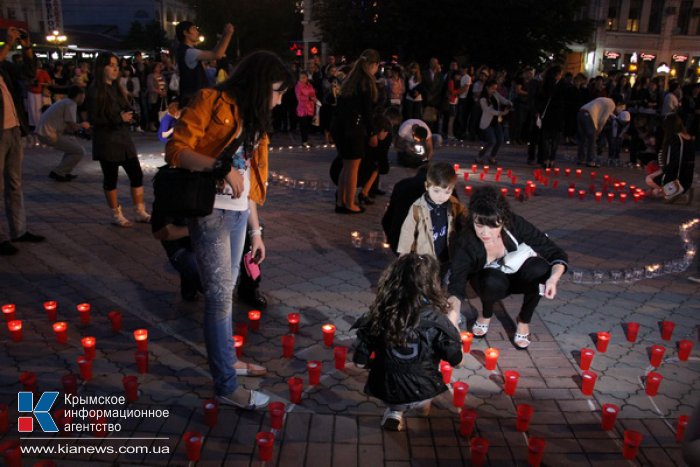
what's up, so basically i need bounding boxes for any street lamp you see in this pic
[46,30,67,60]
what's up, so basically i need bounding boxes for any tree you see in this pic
[185,0,303,60]
[312,0,593,70]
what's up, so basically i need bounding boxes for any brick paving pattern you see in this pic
[0,131,698,466]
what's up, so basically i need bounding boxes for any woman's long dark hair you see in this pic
[660,113,686,161]
[90,53,129,118]
[340,49,379,102]
[479,79,498,101]
[216,51,294,139]
[467,185,513,230]
[366,254,448,347]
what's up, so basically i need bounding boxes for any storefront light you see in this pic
[657,63,670,74]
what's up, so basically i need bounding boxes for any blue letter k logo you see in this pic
[18,392,59,432]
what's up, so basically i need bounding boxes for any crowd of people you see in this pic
[1,25,697,445]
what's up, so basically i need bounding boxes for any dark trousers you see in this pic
[299,116,313,143]
[472,257,551,324]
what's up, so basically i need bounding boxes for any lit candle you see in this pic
[678,340,694,361]
[463,172,469,181]
[564,168,571,176]
[134,350,149,374]
[183,431,203,462]
[516,403,534,432]
[507,169,512,177]
[595,191,602,202]
[465,185,473,196]
[578,189,586,201]
[514,188,522,199]
[677,415,690,443]
[649,345,665,367]
[107,311,122,332]
[307,360,322,385]
[567,187,575,198]
[483,165,490,174]
[453,163,460,173]
[471,164,478,173]
[479,173,485,181]
[281,334,295,358]
[203,399,219,427]
[133,329,148,351]
[545,168,551,176]
[248,310,261,331]
[500,188,508,197]
[53,322,68,344]
[633,193,641,202]
[552,180,559,189]
[619,193,627,203]
[287,313,300,334]
[660,320,675,340]
[233,335,244,358]
[625,322,640,342]
[81,336,96,360]
[460,331,473,353]
[503,370,520,396]
[596,332,611,353]
[575,169,582,178]
[581,370,597,395]
[440,361,453,384]
[288,377,303,404]
[590,171,597,180]
[484,347,500,370]
[511,176,517,185]
[607,192,615,202]
[1,303,16,322]
[333,346,348,370]
[268,401,285,430]
[76,303,91,326]
[7,320,22,342]
[256,431,275,462]
[43,301,57,322]
[613,182,620,192]
[321,324,336,347]
[452,381,468,407]
[645,372,663,396]
[553,168,560,176]
[460,408,477,437]
[601,403,619,430]
[579,348,595,370]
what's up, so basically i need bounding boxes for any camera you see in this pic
[18,29,28,40]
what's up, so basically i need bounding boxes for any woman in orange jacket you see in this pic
[166,51,293,409]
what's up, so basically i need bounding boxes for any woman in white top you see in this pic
[477,79,512,165]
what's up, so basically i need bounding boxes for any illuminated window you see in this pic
[626,0,642,32]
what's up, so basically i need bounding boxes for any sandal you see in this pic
[216,388,270,410]
[234,361,267,377]
[513,332,531,350]
[472,320,490,337]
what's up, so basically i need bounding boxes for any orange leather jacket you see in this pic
[165,88,269,205]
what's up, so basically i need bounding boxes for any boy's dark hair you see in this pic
[412,124,429,140]
[67,85,85,99]
[426,161,457,188]
[175,21,195,42]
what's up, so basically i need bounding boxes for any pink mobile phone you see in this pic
[243,252,260,280]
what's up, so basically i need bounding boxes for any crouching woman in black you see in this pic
[447,186,568,349]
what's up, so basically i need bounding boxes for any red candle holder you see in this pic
[61,374,78,396]
[601,403,619,430]
[595,191,602,202]
[43,301,57,322]
[495,173,501,182]
[76,303,91,326]
[645,372,663,396]
[281,334,295,358]
[580,348,595,370]
[134,350,149,374]
[503,370,520,396]
[607,192,615,202]
[613,182,620,192]
[553,167,560,176]
[53,322,68,344]
[234,322,248,341]
[76,355,93,381]
[288,377,303,404]
[123,375,139,402]
[460,331,473,353]
[459,408,478,437]
[626,322,640,342]
[588,182,595,194]
[452,381,468,408]
[649,345,665,367]
[307,360,322,385]
[470,437,489,467]
[19,371,36,392]
[661,320,675,340]
[0,404,7,434]
[183,431,203,462]
[471,164,478,173]
[321,324,336,347]
[203,399,219,427]
[107,311,122,332]
[1,303,16,322]
[81,336,96,360]
[596,332,610,353]
[567,187,575,198]
[527,182,536,196]
[453,163,460,173]
[465,185,473,196]
[623,430,643,460]
[590,171,597,180]
[463,172,470,182]
[564,168,571,177]
[575,169,582,178]
[619,193,627,203]
[256,431,275,462]
[527,437,546,467]
[633,193,641,202]
[133,329,148,351]
[248,310,261,331]
[514,188,522,199]
[511,176,517,185]
[479,173,485,181]
[581,370,597,395]
[268,401,285,430]
[678,340,693,361]
[333,346,348,370]
[507,169,513,177]
[484,347,499,370]
[552,180,559,189]
[500,187,508,197]
[440,361,453,384]
[516,403,534,431]
[483,165,490,174]
[233,335,244,358]
[578,189,586,201]
[7,320,22,342]
[287,313,300,334]
[676,415,689,443]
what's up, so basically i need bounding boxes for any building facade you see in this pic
[572,0,700,81]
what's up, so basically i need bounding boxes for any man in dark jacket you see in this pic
[0,27,45,256]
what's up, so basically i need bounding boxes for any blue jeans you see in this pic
[189,208,249,396]
[479,124,504,159]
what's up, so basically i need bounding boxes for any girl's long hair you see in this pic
[660,113,686,160]
[90,52,129,117]
[366,254,448,347]
[216,51,294,140]
[340,49,379,102]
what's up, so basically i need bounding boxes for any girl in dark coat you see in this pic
[353,254,462,431]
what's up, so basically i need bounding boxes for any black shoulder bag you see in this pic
[153,129,244,218]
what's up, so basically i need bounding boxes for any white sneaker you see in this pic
[216,389,270,410]
[111,205,132,228]
[381,408,404,431]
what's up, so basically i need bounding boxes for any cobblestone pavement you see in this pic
[0,131,698,466]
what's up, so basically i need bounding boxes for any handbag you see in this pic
[535,96,552,129]
[153,128,243,218]
[489,229,537,274]
[663,136,684,200]
[168,72,179,92]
